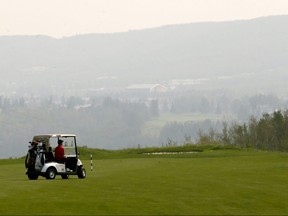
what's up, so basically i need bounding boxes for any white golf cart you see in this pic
[25,134,86,180]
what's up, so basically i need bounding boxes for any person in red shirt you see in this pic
[54,139,66,162]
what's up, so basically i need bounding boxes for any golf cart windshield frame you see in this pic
[31,134,78,156]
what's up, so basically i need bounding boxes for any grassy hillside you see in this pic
[1,147,288,215]
[77,144,238,159]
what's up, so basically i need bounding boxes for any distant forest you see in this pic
[0,90,287,158]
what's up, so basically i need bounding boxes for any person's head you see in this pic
[58,139,64,145]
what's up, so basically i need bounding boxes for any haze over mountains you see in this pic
[1,15,288,97]
[2,15,288,158]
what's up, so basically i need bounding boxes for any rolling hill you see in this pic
[0,15,288,96]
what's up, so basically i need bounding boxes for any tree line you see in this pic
[196,110,288,152]
[1,93,288,158]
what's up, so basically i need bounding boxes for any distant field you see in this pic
[0,149,287,215]
[142,112,234,137]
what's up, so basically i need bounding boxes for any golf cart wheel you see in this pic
[77,166,86,179]
[28,173,38,180]
[61,174,69,179]
[46,168,57,180]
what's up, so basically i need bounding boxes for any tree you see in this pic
[149,99,159,117]
[199,97,210,113]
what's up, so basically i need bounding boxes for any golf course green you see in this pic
[0,148,287,215]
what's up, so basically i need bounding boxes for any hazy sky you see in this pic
[1,0,288,38]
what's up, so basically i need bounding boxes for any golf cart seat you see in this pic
[46,147,54,162]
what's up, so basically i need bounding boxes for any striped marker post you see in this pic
[90,154,93,171]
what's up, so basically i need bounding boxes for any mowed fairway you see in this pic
[0,150,288,215]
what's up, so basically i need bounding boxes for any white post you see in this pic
[90,154,93,171]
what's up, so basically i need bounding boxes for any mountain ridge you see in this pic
[0,15,288,96]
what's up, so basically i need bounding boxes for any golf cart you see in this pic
[25,134,86,180]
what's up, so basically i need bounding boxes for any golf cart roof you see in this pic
[33,134,76,139]
[30,134,77,152]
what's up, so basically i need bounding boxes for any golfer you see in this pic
[54,139,67,163]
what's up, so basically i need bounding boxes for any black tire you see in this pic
[46,168,57,179]
[61,174,69,179]
[28,173,38,180]
[77,166,86,179]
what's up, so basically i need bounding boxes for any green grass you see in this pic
[1,148,288,215]
[77,144,239,160]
